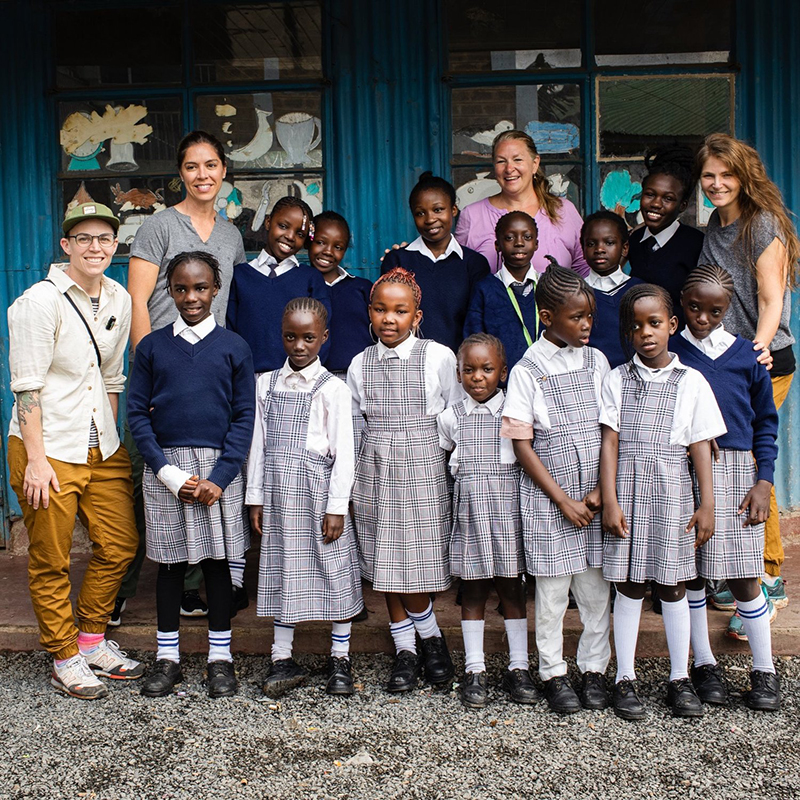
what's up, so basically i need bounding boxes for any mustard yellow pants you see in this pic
[8,437,139,660]
[764,374,793,577]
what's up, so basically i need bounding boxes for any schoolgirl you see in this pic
[599,283,726,719]
[438,333,529,708]
[348,267,461,692]
[247,298,363,698]
[503,264,612,715]
[128,251,255,698]
[670,265,780,711]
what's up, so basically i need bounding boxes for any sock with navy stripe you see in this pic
[208,629,232,663]
[331,622,352,658]
[272,621,296,661]
[407,601,441,640]
[156,630,180,663]
[390,618,416,655]
[686,589,716,667]
[738,592,775,673]
[228,559,246,589]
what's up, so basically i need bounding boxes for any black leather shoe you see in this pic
[579,671,610,710]
[419,635,455,686]
[207,660,237,698]
[231,584,249,618]
[386,650,421,693]
[544,675,582,714]
[613,679,646,720]
[460,671,488,708]
[326,657,355,696]
[667,677,704,717]
[501,668,541,705]
[690,662,728,706]
[262,658,308,698]
[744,670,780,711]
[141,659,183,698]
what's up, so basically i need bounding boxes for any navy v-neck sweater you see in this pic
[588,275,644,368]
[325,275,373,371]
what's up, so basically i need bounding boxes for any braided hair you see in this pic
[457,332,507,368]
[409,171,457,209]
[312,210,351,244]
[270,195,314,236]
[618,283,673,362]
[370,266,422,309]
[165,250,222,289]
[580,210,628,245]
[643,144,696,203]
[682,263,734,301]
[535,262,595,315]
[283,296,328,328]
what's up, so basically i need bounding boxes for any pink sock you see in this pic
[77,631,105,654]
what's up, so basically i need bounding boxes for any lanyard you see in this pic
[506,284,535,347]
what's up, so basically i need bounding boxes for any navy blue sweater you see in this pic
[588,275,645,368]
[627,223,705,326]
[127,325,255,490]
[670,334,778,484]
[226,262,332,372]
[463,274,540,370]
[382,245,490,352]
[324,274,373,372]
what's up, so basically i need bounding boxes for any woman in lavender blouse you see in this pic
[455,130,588,277]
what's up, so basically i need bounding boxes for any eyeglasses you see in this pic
[68,233,117,247]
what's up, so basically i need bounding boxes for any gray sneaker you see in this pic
[51,654,108,700]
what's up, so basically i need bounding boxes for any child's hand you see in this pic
[379,242,408,262]
[739,479,772,526]
[178,475,200,504]
[688,504,715,548]
[193,479,222,506]
[602,502,629,539]
[710,439,720,462]
[557,496,595,528]
[249,505,264,536]
[322,513,344,544]
[583,486,602,514]
[753,340,773,371]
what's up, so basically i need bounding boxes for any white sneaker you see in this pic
[51,654,108,699]
[84,639,145,680]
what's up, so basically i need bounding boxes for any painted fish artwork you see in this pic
[600,169,642,217]
[524,120,580,153]
[110,184,164,210]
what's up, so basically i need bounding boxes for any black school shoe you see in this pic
[207,660,237,698]
[326,657,355,696]
[230,584,249,618]
[386,650,421,693]
[501,668,541,705]
[744,670,781,711]
[419,635,455,687]
[612,679,646,720]
[460,671,488,708]
[579,671,610,710]
[141,659,183,697]
[666,677,704,717]
[544,675,582,714]
[262,658,308,698]
[690,662,728,706]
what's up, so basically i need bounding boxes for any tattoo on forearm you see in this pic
[15,391,40,427]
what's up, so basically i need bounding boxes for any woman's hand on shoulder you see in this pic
[753,341,773,370]
[193,478,222,506]
[322,513,344,543]
[380,242,407,263]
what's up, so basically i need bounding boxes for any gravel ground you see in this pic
[0,651,797,800]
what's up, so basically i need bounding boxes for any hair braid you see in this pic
[165,250,222,289]
[457,332,507,367]
[535,262,595,314]
[682,263,734,301]
[271,195,315,236]
[370,267,422,309]
[283,296,328,328]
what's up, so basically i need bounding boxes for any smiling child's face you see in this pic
[168,260,218,326]
[265,206,308,261]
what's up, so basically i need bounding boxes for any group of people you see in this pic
[8,127,796,721]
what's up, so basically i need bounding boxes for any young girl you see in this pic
[503,265,612,715]
[247,298,363,698]
[348,267,461,692]
[626,146,704,325]
[582,210,644,368]
[128,251,255,698]
[382,172,490,352]
[600,283,726,720]
[670,265,780,711]
[464,211,540,370]
[226,196,332,373]
[438,333,530,708]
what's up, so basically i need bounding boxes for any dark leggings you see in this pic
[156,559,232,632]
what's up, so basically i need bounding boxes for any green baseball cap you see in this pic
[62,202,120,235]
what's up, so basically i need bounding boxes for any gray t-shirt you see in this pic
[700,210,795,351]
[130,207,246,330]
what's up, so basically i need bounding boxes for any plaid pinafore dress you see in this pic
[519,348,602,577]
[256,370,364,623]
[352,340,452,593]
[449,399,524,580]
[602,364,696,585]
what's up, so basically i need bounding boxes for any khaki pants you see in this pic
[8,437,139,660]
[764,374,793,577]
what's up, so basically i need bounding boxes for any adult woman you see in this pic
[455,130,588,277]
[697,132,800,619]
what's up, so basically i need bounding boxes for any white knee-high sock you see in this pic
[407,601,441,640]
[686,589,716,667]
[461,619,485,673]
[390,618,417,655]
[738,593,775,673]
[661,596,691,681]
[504,618,529,671]
[331,622,352,658]
[228,559,246,589]
[272,621,295,661]
[208,629,232,663]
[613,593,642,683]
[156,630,180,663]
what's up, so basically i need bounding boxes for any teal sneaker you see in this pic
[710,584,736,612]
[726,587,777,641]
[763,577,788,609]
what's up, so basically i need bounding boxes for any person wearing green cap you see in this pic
[6,202,144,699]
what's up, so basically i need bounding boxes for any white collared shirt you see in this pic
[347,334,462,416]
[680,324,736,360]
[249,249,299,278]
[406,234,463,263]
[641,219,681,251]
[585,266,629,292]
[246,358,354,514]
[599,353,727,446]
[327,265,353,287]
[502,335,610,434]
[496,264,538,292]
[8,263,130,463]
[437,390,516,475]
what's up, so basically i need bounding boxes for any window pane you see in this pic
[446,0,582,73]
[597,76,733,159]
[192,2,323,83]
[451,84,581,166]
[196,93,323,169]
[595,0,732,66]
[55,7,182,87]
